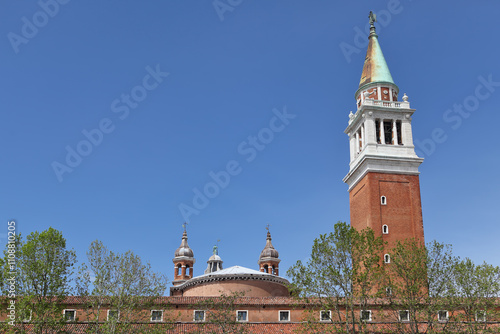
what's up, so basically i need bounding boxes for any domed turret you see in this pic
[204,245,223,274]
[258,230,280,276]
[175,231,194,258]
[259,231,279,259]
[173,228,195,286]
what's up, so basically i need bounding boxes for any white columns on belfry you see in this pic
[402,116,413,147]
[392,120,398,145]
[380,119,385,144]
[355,131,360,153]
[364,113,376,145]
[361,125,366,148]
[349,134,356,162]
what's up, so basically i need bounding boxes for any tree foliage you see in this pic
[76,240,172,334]
[287,222,385,334]
[1,227,77,334]
[382,239,457,333]
[447,258,500,333]
[288,224,500,334]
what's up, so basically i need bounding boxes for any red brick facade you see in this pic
[350,172,425,251]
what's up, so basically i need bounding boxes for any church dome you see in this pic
[174,231,194,258]
[170,231,288,297]
[208,253,222,262]
[170,266,290,297]
[259,231,279,260]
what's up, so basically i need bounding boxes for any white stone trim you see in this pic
[349,134,356,162]
[151,310,164,322]
[345,105,414,136]
[365,116,376,146]
[438,310,449,322]
[320,310,332,322]
[343,155,423,191]
[279,310,290,322]
[355,131,360,153]
[361,124,366,148]
[64,309,76,322]
[194,310,206,322]
[475,310,486,322]
[236,310,248,322]
[399,310,410,322]
[361,310,372,322]
[107,310,120,321]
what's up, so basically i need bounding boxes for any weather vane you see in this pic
[369,11,377,26]
[182,222,188,232]
[212,239,220,255]
[266,224,270,231]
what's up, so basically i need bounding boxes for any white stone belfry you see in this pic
[343,18,423,191]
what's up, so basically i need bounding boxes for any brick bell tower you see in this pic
[258,229,281,276]
[343,12,425,258]
[172,226,195,286]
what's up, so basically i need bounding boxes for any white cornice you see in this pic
[345,103,415,135]
[343,155,424,191]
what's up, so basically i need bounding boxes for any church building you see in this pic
[5,13,491,334]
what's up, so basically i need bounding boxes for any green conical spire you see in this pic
[358,12,395,89]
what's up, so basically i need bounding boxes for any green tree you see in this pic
[287,222,385,334]
[447,258,500,333]
[76,240,172,334]
[382,239,500,334]
[1,227,77,334]
[383,239,458,334]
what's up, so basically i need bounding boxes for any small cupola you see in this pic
[258,229,280,276]
[174,230,194,258]
[204,245,224,274]
[172,226,195,286]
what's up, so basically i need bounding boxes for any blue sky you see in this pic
[1,1,499,285]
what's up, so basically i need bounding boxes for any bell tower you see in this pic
[172,226,195,286]
[343,12,425,256]
[258,229,280,276]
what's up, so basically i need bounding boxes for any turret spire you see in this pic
[358,11,395,92]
